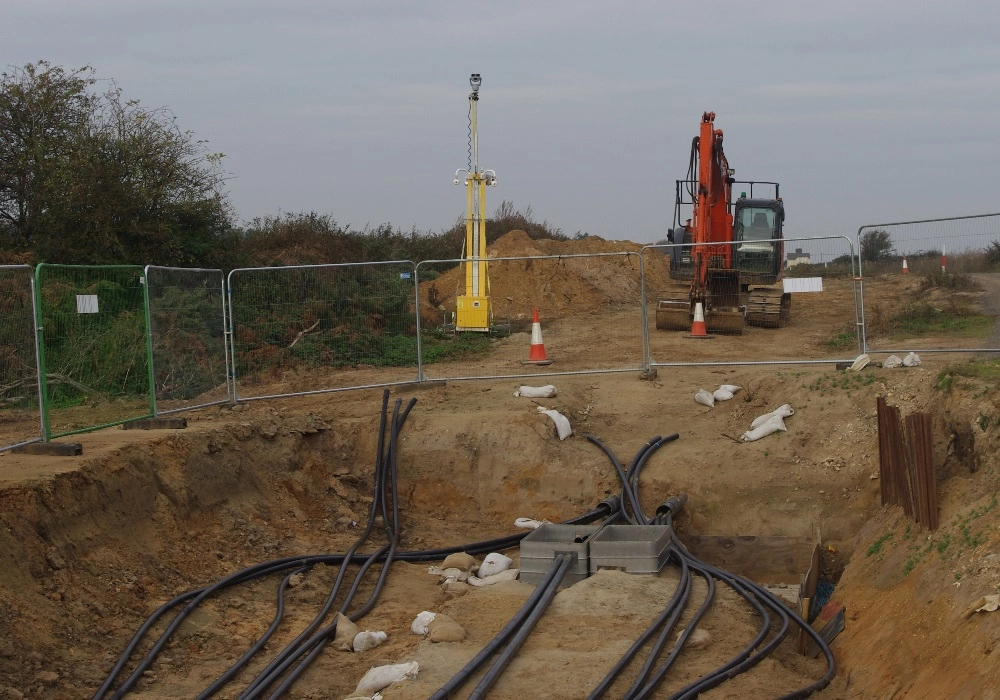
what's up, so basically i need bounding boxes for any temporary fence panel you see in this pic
[35,264,153,439]
[227,261,420,401]
[145,266,230,415]
[0,265,43,451]
[414,251,646,381]
[857,213,1000,355]
[641,236,862,369]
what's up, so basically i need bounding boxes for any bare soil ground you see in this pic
[1,237,999,699]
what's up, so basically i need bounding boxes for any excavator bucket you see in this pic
[704,269,744,335]
[655,300,692,331]
[705,309,745,334]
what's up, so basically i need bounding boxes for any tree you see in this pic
[0,61,233,265]
[860,229,894,262]
[0,62,97,251]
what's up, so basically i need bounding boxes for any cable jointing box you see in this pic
[589,525,672,574]
[519,524,598,587]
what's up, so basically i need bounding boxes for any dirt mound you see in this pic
[419,229,673,324]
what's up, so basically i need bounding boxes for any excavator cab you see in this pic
[733,197,784,286]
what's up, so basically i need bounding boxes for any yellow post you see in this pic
[455,73,495,332]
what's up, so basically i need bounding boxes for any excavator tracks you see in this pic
[745,288,791,328]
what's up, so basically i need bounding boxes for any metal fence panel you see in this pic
[415,251,646,380]
[641,236,862,368]
[227,261,420,400]
[35,264,153,439]
[857,213,1000,354]
[146,266,230,415]
[0,265,43,451]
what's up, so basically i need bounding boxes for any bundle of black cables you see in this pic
[585,435,836,699]
[94,391,618,699]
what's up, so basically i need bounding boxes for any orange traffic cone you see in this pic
[685,302,713,339]
[522,309,554,365]
[902,257,909,274]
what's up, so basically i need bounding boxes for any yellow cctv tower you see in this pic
[453,73,497,332]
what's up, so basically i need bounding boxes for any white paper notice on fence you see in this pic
[76,294,99,314]
[783,277,823,293]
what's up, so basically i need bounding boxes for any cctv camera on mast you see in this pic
[453,73,497,332]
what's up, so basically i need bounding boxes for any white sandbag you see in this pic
[514,385,557,398]
[750,404,794,429]
[478,552,513,578]
[353,630,387,652]
[902,352,921,367]
[468,568,520,587]
[718,384,741,394]
[426,566,470,582]
[514,517,547,530]
[333,612,361,651]
[441,552,477,571]
[713,388,734,402]
[410,611,437,635]
[354,661,419,696]
[427,614,466,643]
[741,414,787,442]
[883,355,903,369]
[536,406,572,440]
[442,580,470,597]
[695,389,715,407]
[849,353,870,371]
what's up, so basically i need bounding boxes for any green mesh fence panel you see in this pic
[35,264,153,438]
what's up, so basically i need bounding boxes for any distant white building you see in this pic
[786,247,811,269]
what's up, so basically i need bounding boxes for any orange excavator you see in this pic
[655,112,790,334]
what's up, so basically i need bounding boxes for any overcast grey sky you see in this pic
[5,1,1000,255]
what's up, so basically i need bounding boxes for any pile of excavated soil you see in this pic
[419,230,674,323]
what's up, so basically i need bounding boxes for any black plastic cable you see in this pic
[250,397,412,698]
[467,100,473,172]
[662,537,784,700]
[631,562,716,700]
[670,535,835,699]
[587,436,642,524]
[96,490,613,695]
[466,553,574,699]
[253,396,417,698]
[622,554,693,698]
[106,559,319,699]
[586,549,687,699]
[623,436,659,524]
[93,588,201,699]
[629,434,680,524]
[195,566,308,699]
[238,392,395,699]
[427,553,569,700]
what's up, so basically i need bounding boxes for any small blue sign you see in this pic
[400,272,412,279]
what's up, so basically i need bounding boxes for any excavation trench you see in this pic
[0,361,995,698]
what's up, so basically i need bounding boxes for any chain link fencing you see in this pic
[0,265,43,451]
[857,213,1000,354]
[640,236,862,368]
[35,265,153,439]
[145,266,230,415]
[414,252,646,380]
[227,261,420,401]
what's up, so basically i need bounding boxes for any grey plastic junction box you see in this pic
[519,523,599,588]
[589,525,672,574]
